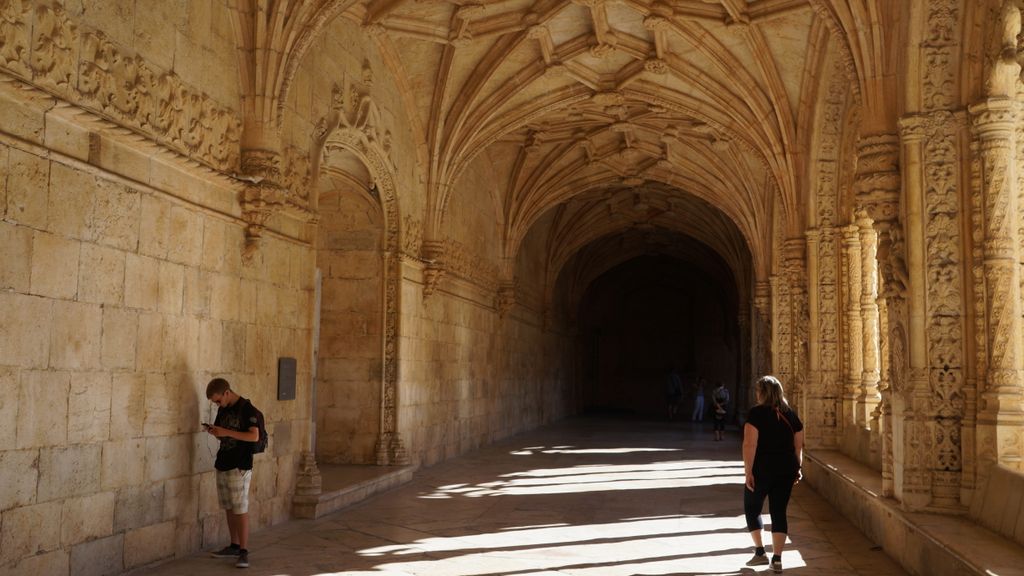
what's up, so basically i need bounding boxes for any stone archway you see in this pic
[314,163,386,464]
[311,82,408,466]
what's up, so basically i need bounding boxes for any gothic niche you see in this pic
[314,154,385,465]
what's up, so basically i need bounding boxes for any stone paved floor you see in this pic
[142,417,908,576]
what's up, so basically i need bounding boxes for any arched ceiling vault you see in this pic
[229,1,898,284]
[532,185,751,327]
[558,230,742,325]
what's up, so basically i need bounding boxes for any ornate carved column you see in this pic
[857,212,881,428]
[841,225,864,433]
[970,98,1024,475]
[900,109,970,510]
[782,238,808,411]
[753,280,772,383]
[855,132,901,470]
[804,230,826,447]
[377,250,409,465]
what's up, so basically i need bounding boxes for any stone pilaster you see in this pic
[841,225,864,432]
[753,280,772,383]
[783,238,808,410]
[804,229,827,448]
[898,115,929,509]
[971,99,1024,474]
[378,250,409,466]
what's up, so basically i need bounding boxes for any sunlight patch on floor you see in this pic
[345,455,806,576]
[422,459,745,498]
[346,514,805,576]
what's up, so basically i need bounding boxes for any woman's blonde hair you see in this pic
[755,375,789,411]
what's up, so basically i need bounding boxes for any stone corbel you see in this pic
[421,240,446,297]
[496,282,516,318]
[239,148,287,262]
[241,180,287,262]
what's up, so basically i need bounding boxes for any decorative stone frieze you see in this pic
[0,2,241,172]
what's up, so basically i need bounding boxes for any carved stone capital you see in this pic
[969,98,1018,139]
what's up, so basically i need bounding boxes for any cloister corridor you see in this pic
[138,418,908,576]
[10,2,1024,575]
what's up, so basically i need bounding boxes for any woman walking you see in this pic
[743,375,804,573]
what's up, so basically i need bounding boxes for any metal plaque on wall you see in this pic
[278,357,297,400]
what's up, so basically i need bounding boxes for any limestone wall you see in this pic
[398,275,575,467]
[0,84,314,574]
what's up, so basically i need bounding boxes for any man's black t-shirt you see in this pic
[214,397,259,471]
[746,404,803,479]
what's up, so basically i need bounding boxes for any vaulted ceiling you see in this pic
[234,0,898,296]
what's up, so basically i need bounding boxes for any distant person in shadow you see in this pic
[743,375,804,574]
[666,365,683,421]
[711,381,729,441]
[691,378,706,422]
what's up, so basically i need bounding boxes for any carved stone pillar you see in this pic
[377,251,409,465]
[782,238,808,410]
[857,212,881,427]
[900,110,975,510]
[970,99,1024,474]
[855,131,902,492]
[804,230,825,447]
[753,280,772,384]
[841,225,864,432]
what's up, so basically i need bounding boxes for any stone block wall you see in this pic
[0,84,314,574]
[398,275,575,467]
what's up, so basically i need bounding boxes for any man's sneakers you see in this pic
[210,545,240,558]
[745,552,769,566]
[210,545,249,568]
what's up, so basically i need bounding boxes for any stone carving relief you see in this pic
[402,215,423,259]
[0,0,31,78]
[923,0,959,110]
[0,1,241,172]
[442,238,500,293]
